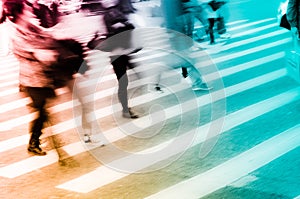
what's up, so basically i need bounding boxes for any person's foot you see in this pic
[192,83,213,91]
[219,33,231,39]
[83,134,105,147]
[28,145,47,156]
[123,108,139,119]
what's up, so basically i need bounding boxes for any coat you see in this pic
[10,2,84,89]
[286,0,300,29]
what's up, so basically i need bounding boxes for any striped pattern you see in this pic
[1,17,300,199]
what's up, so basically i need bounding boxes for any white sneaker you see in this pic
[83,133,105,147]
[219,33,231,39]
[192,83,213,91]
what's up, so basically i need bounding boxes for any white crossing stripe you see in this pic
[228,18,276,32]
[0,69,288,177]
[196,38,291,67]
[0,17,297,198]
[146,125,300,199]
[56,88,300,193]
[0,61,286,153]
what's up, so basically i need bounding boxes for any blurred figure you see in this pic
[287,0,300,52]
[215,0,230,39]
[158,0,212,91]
[4,0,100,155]
[203,0,227,44]
[88,0,140,118]
[5,0,61,155]
[0,1,6,23]
[118,0,136,14]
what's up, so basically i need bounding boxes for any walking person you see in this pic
[88,0,140,118]
[200,0,227,44]
[6,0,61,155]
[287,0,300,52]
[215,0,230,39]
[158,0,212,91]
[6,0,102,155]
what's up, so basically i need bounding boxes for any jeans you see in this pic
[26,87,55,143]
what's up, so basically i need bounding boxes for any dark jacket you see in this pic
[287,0,300,29]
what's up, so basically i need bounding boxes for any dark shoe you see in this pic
[28,145,46,156]
[155,86,164,93]
[123,108,139,119]
[181,67,188,78]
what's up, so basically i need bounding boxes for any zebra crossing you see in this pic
[1,17,300,199]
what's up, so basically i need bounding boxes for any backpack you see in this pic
[87,7,135,52]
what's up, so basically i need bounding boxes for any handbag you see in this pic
[280,13,291,30]
[208,0,226,11]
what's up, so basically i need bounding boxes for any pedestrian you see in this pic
[88,0,140,118]
[215,0,230,39]
[6,0,102,155]
[6,0,60,155]
[157,0,212,91]
[286,0,300,52]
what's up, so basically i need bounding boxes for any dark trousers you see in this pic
[208,18,215,44]
[26,87,55,143]
[216,17,226,34]
[110,55,135,113]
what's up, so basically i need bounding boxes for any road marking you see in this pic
[0,55,286,152]
[0,69,288,178]
[197,38,291,67]
[146,125,300,199]
[56,88,300,193]
[228,18,276,32]
[233,23,282,38]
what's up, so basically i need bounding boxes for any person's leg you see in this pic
[66,78,105,144]
[208,18,215,44]
[194,9,209,40]
[216,17,226,34]
[111,55,138,118]
[179,58,212,91]
[26,87,54,155]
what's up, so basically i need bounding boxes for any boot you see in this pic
[28,139,46,156]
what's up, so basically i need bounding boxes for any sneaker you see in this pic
[219,33,231,39]
[83,134,105,147]
[192,83,213,91]
[27,145,47,156]
[83,134,92,143]
[155,86,164,93]
[123,108,139,119]
[148,84,164,93]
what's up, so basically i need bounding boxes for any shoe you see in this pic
[148,84,164,93]
[83,134,105,147]
[155,86,164,93]
[192,83,213,91]
[83,134,92,143]
[219,33,231,39]
[123,108,139,119]
[28,145,47,156]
